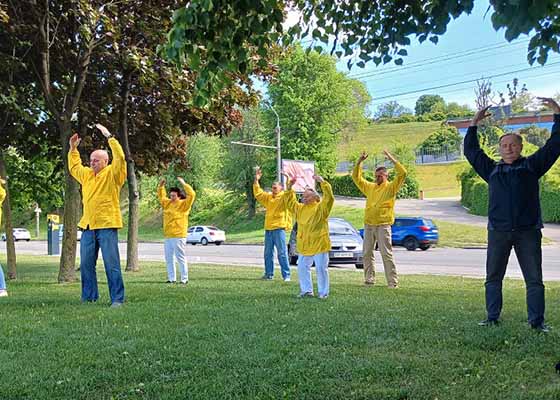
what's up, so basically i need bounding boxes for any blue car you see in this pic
[359,217,438,251]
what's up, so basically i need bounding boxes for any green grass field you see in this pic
[416,161,469,198]
[1,256,560,399]
[338,121,442,161]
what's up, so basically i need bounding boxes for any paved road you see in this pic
[4,240,560,281]
[336,196,560,244]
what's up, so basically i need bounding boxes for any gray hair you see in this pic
[499,132,523,145]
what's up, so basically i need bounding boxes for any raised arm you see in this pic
[384,150,407,193]
[351,151,372,195]
[157,178,169,206]
[96,125,127,187]
[0,178,6,204]
[315,176,334,219]
[526,98,560,177]
[178,177,196,211]
[280,172,300,213]
[463,107,496,182]
[67,133,89,184]
[253,169,272,208]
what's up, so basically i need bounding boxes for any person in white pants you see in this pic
[282,173,334,299]
[158,177,196,284]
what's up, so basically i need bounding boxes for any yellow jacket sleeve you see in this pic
[108,138,127,187]
[0,185,5,227]
[319,181,334,220]
[390,162,407,195]
[282,189,300,214]
[68,149,89,184]
[157,185,169,207]
[352,163,372,196]
[181,183,196,212]
[253,182,271,207]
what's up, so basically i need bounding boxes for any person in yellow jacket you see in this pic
[282,173,334,299]
[0,178,8,297]
[68,124,127,307]
[352,149,407,288]
[157,177,196,284]
[253,167,291,281]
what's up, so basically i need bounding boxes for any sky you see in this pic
[332,0,560,113]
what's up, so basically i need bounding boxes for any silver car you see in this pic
[288,217,364,269]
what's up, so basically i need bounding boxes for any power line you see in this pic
[368,62,560,102]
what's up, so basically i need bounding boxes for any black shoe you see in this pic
[166,280,176,284]
[530,323,550,333]
[478,319,500,326]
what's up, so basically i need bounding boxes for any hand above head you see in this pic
[358,151,368,164]
[95,123,112,138]
[0,177,6,186]
[255,167,262,181]
[537,97,560,114]
[383,149,397,163]
[158,178,166,187]
[69,133,81,150]
[471,106,492,127]
[312,174,324,183]
[177,177,186,186]
[282,171,297,188]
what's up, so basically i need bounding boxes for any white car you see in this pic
[2,228,31,242]
[187,226,226,246]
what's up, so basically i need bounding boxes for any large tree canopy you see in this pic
[164,0,560,104]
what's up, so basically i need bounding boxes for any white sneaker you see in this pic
[283,277,291,282]
[0,290,9,297]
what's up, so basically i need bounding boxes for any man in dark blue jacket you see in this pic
[464,97,560,333]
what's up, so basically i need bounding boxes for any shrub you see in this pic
[418,125,462,152]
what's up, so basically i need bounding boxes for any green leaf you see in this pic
[397,48,408,56]
[394,58,404,65]
[429,36,439,44]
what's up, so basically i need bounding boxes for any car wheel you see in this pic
[419,244,431,251]
[26,239,30,242]
[355,263,364,269]
[215,241,222,246]
[403,236,419,251]
[201,237,208,246]
[191,242,196,246]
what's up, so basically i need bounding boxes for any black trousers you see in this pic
[485,229,544,325]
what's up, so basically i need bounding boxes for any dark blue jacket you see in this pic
[464,114,560,231]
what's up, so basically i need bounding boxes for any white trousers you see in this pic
[297,252,329,297]
[164,238,188,283]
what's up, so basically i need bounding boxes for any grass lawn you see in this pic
[1,256,560,399]
[338,121,442,161]
[416,161,469,198]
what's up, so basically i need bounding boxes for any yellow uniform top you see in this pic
[352,162,407,226]
[158,183,196,238]
[68,138,127,230]
[283,181,334,256]
[0,185,5,226]
[253,182,290,231]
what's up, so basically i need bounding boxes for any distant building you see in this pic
[448,111,555,135]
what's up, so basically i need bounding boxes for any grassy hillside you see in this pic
[338,121,442,160]
[416,161,468,198]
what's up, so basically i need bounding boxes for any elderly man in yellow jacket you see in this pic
[283,173,334,299]
[0,178,8,297]
[352,150,406,288]
[68,124,127,307]
[253,168,291,281]
[158,177,196,284]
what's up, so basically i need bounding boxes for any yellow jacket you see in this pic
[283,181,334,256]
[0,185,5,226]
[158,183,196,238]
[253,182,290,231]
[352,162,407,226]
[68,138,127,230]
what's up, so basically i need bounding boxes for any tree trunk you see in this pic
[119,72,139,272]
[246,183,256,219]
[58,120,80,282]
[0,152,17,279]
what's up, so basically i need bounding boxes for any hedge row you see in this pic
[460,169,560,223]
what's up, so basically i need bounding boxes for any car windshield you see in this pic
[329,221,355,235]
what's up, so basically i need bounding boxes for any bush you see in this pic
[331,168,420,200]
[541,175,560,223]
[418,125,462,152]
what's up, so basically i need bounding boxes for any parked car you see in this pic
[288,217,364,269]
[187,226,226,245]
[2,228,31,242]
[359,217,439,251]
[58,224,83,241]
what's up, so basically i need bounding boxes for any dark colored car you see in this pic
[359,217,439,251]
[288,217,364,269]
